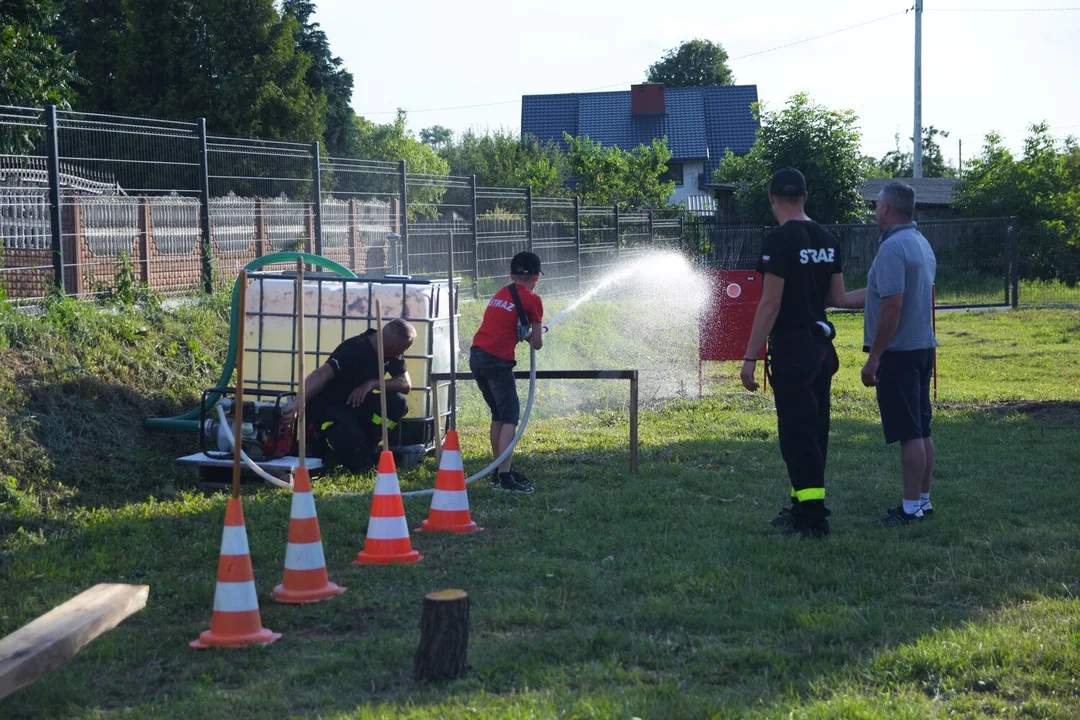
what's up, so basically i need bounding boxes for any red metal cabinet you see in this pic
[699,269,765,393]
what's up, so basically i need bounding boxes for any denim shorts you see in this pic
[469,347,519,424]
[876,348,935,444]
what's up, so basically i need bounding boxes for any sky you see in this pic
[312,0,1080,167]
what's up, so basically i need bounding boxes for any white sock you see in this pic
[920,492,932,508]
[903,499,923,516]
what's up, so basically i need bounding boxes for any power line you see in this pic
[732,9,909,60]
[861,124,1080,152]
[579,9,911,88]
[355,9,911,116]
[932,7,1080,11]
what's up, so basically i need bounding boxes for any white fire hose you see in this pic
[211,343,537,498]
[400,343,537,497]
[215,403,293,490]
[330,342,538,499]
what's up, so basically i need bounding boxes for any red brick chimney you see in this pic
[630,83,665,115]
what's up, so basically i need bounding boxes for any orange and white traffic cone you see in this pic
[191,498,281,649]
[272,466,345,604]
[353,451,422,565]
[419,430,481,534]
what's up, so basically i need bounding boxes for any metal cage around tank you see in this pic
[240,271,460,455]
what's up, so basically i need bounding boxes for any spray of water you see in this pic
[548,252,703,330]
[538,249,710,414]
[550,263,642,329]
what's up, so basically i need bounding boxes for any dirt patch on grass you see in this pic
[942,400,1080,427]
[996,401,1080,427]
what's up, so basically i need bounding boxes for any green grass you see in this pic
[0,291,231,513]
[1,296,1079,718]
[837,265,1080,309]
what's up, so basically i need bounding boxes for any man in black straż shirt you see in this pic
[281,319,417,472]
[740,168,866,537]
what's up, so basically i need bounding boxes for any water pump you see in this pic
[199,389,295,462]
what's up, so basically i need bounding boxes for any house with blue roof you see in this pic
[521,83,759,209]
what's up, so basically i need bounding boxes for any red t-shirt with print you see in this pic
[471,284,544,362]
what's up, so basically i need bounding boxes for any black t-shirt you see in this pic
[316,329,407,412]
[756,220,841,335]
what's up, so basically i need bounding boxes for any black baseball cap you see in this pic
[769,167,807,197]
[511,251,542,276]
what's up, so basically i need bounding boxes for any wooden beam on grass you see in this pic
[0,583,149,700]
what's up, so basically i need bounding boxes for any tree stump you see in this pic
[412,589,469,682]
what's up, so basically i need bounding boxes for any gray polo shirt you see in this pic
[864,222,939,352]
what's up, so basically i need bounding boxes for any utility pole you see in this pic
[913,0,924,178]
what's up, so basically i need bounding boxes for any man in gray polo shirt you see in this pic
[861,181,939,526]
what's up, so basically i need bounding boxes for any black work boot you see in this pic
[499,472,534,493]
[781,519,830,539]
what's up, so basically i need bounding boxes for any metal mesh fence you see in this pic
[619,211,651,259]
[834,218,1014,307]
[4,104,1078,308]
[1013,226,1080,307]
[698,223,765,270]
[474,187,527,297]
[647,208,684,249]
[695,216,1080,309]
[56,110,202,297]
[1,107,55,299]
[207,135,314,279]
[320,157,400,276]
[321,198,349,251]
[406,173,473,284]
[532,196,579,297]
[579,205,617,287]
[210,194,256,254]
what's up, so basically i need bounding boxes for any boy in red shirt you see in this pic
[469,252,545,492]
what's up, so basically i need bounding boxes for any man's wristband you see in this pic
[743,357,758,362]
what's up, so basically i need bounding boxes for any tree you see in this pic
[563,134,675,209]
[954,123,1080,282]
[60,0,326,142]
[355,110,449,218]
[54,0,125,113]
[646,39,734,88]
[0,0,76,111]
[860,155,890,181]
[283,0,358,157]
[878,126,956,179]
[715,93,864,225]
[356,111,448,174]
[420,125,453,152]
[440,128,566,196]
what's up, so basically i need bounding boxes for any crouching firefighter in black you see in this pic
[740,168,866,538]
[281,318,417,473]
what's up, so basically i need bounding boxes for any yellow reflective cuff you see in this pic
[388,420,397,430]
[320,421,334,431]
[794,488,825,502]
[371,415,382,426]
[791,487,798,498]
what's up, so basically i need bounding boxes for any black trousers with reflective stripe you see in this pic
[315,391,408,472]
[767,335,836,525]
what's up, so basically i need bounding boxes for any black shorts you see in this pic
[469,346,520,425]
[876,348,935,444]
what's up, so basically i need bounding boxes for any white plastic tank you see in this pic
[240,272,457,445]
